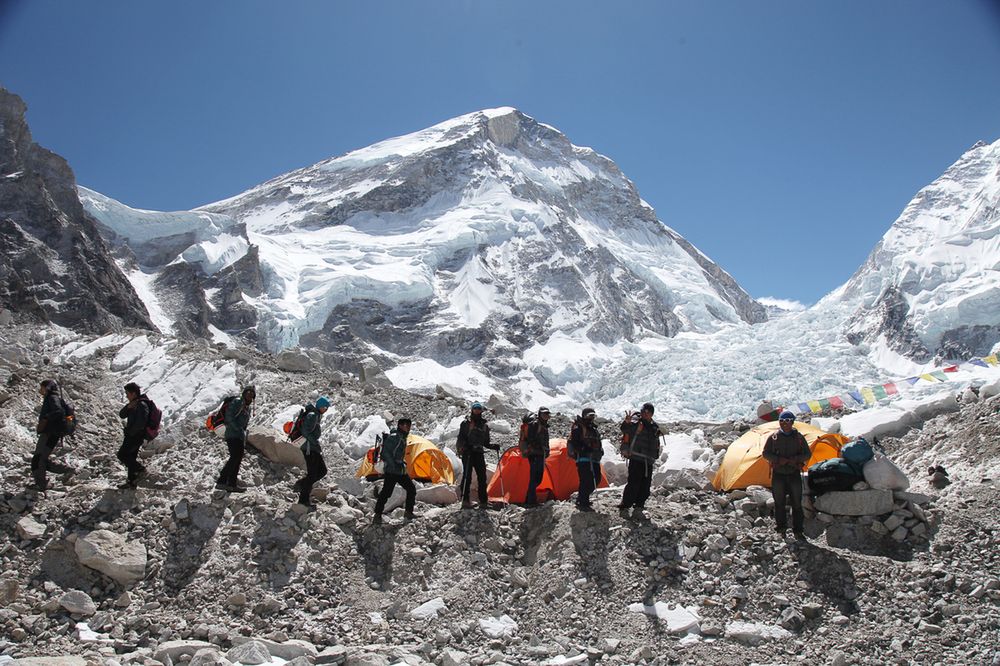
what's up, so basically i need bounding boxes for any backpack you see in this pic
[841,437,875,472]
[283,405,316,442]
[60,396,77,437]
[518,414,536,450]
[465,418,488,450]
[620,413,640,457]
[206,396,237,431]
[141,395,162,441]
[807,458,863,495]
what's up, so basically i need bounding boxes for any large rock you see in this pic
[415,484,458,505]
[863,455,910,490]
[15,516,46,540]
[153,640,216,664]
[724,621,791,645]
[57,590,96,616]
[226,641,271,665]
[247,426,306,469]
[276,350,312,372]
[74,530,147,586]
[230,637,317,661]
[10,659,87,666]
[813,489,894,516]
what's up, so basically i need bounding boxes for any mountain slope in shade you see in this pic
[0,88,153,333]
[82,108,766,381]
[827,139,1000,361]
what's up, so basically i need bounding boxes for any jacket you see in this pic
[620,416,661,462]
[762,428,810,475]
[37,390,65,435]
[300,405,323,455]
[569,419,603,462]
[224,397,251,442]
[381,429,409,476]
[456,417,492,456]
[521,420,550,458]
[120,399,151,440]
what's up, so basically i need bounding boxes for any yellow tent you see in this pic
[356,434,455,484]
[711,421,849,491]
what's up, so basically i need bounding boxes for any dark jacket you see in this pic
[620,416,661,462]
[300,405,323,455]
[456,416,492,456]
[224,397,251,442]
[521,420,550,458]
[762,428,810,475]
[569,419,603,462]
[37,390,65,435]
[381,429,409,476]
[120,399,151,440]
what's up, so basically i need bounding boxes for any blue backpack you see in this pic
[841,437,874,472]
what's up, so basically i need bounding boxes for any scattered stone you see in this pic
[409,597,446,620]
[58,590,97,616]
[479,614,518,638]
[74,530,147,586]
[779,606,805,632]
[15,515,46,540]
[226,640,272,665]
[724,621,792,645]
[813,489,894,516]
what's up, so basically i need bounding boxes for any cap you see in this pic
[641,402,655,414]
[470,402,484,410]
[538,407,551,416]
[581,407,596,418]
[778,410,795,421]
[316,396,331,409]
[397,417,412,427]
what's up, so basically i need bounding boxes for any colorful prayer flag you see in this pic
[819,398,832,410]
[829,396,845,409]
[930,370,947,381]
[905,376,920,385]
[797,403,810,414]
[848,391,863,404]
[884,383,898,396]
[985,355,998,366]
[919,373,939,382]
[807,400,822,413]
[943,365,958,373]
[861,387,876,404]
[872,386,888,400]
[970,358,989,368]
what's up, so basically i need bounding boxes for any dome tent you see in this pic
[487,439,608,503]
[356,433,455,484]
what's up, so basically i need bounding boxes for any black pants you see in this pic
[31,433,60,486]
[772,472,804,532]
[577,460,601,508]
[374,473,416,516]
[621,457,653,509]
[117,434,146,482]
[298,450,328,504]
[218,438,245,486]
[460,450,488,505]
[524,455,545,504]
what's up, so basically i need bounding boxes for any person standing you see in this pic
[373,418,417,524]
[216,386,255,493]
[618,402,662,518]
[31,379,66,491]
[456,402,495,509]
[118,382,150,489]
[296,396,330,507]
[569,407,603,512]
[521,407,551,506]
[762,411,811,539]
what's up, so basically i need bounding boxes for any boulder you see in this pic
[335,476,367,498]
[479,614,518,638]
[724,621,791,645]
[813,489,894,516]
[863,455,909,491]
[0,308,12,325]
[226,641,271,665]
[9,659,87,666]
[15,516,46,540]
[74,530,147,586]
[276,350,312,372]
[409,597,447,620]
[440,649,469,666]
[416,484,458,505]
[154,640,216,664]
[247,426,306,469]
[189,648,227,666]
[58,590,96,616]
[229,637,317,661]
[1,578,19,605]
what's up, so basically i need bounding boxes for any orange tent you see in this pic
[711,421,849,491]
[487,438,609,503]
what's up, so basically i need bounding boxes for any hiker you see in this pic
[521,407,551,506]
[569,407,603,512]
[31,379,69,490]
[117,382,150,489]
[216,386,255,493]
[618,402,662,518]
[373,418,417,524]
[456,401,496,509]
[762,410,811,538]
[295,397,330,506]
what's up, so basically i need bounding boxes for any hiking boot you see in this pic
[776,527,788,538]
[477,502,489,511]
[292,479,304,492]
[214,482,230,492]
[461,500,473,510]
[119,480,137,490]
[578,504,595,513]
[372,514,383,525]
[632,507,649,521]
[618,506,631,519]
[403,511,416,522]
[793,530,806,540]
[229,484,248,493]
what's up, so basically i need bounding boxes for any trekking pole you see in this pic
[495,447,506,508]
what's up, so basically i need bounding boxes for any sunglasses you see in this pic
[779,418,794,423]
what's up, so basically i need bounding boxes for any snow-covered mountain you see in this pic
[81,108,765,384]
[828,139,1000,362]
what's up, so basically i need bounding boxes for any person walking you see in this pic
[117,382,150,489]
[456,402,496,509]
[521,407,551,506]
[216,386,255,493]
[296,396,330,507]
[618,402,662,519]
[569,407,603,512]
[31,379,68,491]
[762,410,811,539]
[373,418,417,524]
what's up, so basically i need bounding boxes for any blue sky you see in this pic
[2,1,999,304]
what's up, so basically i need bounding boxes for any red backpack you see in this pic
[141,395,163,441]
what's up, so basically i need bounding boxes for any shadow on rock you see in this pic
[570,511,612,590]
[162,501,224,595]
[791,540,860,615]
[823,522,916,562]
[626,517,684,603]
[353,523,401,589]
[450,506,498,552]
[250,505,308,590]
[71,489,132,531]
[40,539,101,591]
[518,504,556,566]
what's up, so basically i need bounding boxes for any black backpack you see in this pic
[206,396,237,431]
[60,396,76,437]
[141,395,162,441]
